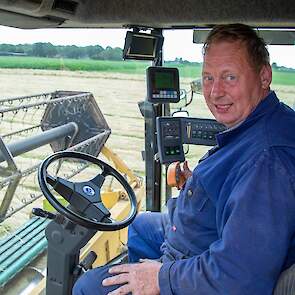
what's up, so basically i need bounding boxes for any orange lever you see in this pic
[167,161,192,190]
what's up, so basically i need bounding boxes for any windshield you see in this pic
[0,26,294,235]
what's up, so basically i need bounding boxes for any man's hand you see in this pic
[167,160,192,190]
[182,160,192,180]
[102,260,162,295]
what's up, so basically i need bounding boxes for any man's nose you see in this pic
[210,79,225,99]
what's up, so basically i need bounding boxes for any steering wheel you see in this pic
[38,151,137,231]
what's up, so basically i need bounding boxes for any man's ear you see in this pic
[260,64,272,89]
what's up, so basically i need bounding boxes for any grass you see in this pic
[272,70,295,86]
[0,56,150,73]
[0,56,294,85]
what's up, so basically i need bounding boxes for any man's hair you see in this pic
[203,23,270,72]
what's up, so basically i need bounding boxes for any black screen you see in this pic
[129,35,156,57]
[154,71,175,90]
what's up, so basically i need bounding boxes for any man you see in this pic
[73,23,295,294]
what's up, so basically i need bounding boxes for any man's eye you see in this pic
[203,75,213,82]
[225,74,236,81]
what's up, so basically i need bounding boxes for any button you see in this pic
[187,189,193,197]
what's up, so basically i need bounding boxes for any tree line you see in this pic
[0,43,123,60]
[271,62,295,72]
[1,43,293,71]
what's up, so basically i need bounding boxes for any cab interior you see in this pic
[0,1,294,294]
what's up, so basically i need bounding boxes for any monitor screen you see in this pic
[154,71,175,89]
[128,35,156,56]
[147,67,180,103]
[123,31,163,60]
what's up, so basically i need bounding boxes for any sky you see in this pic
[0,25,294,67]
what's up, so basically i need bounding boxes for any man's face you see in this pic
[202,41,271,128]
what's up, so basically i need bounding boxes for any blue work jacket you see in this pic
[159,91,295,294]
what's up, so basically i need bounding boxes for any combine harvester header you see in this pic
[0,91,141,293]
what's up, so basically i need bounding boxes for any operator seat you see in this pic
[273,264,295,294]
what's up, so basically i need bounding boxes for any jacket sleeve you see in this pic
[159,149,295,295]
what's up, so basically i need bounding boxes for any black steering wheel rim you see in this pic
[38,151,137,231]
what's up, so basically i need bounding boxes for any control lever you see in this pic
[32,208,56,220]
[73,251,97,277]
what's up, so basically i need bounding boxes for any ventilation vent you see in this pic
[52,0,78,14]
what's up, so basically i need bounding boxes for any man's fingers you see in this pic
[102,262,161,294]
[102,273,129,286]
[107,283,131,295]
[183,160,191,172]
[109,263,136,274]
[182,160,192,179]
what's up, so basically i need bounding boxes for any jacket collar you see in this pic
[216,91,279,147]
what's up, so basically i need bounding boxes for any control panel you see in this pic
[156,117,185,163]
[156,117,226,163]
[182,118,226,146]
[147,67,180,103]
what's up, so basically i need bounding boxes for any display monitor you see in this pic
[123,31,163,60]
[146,67,180,103]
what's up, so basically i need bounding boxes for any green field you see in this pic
[0,56,150,73]
[0,56,294,85]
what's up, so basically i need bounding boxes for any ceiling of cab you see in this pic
[0,0,294,29]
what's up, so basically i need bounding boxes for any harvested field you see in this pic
[0,69,153,240]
